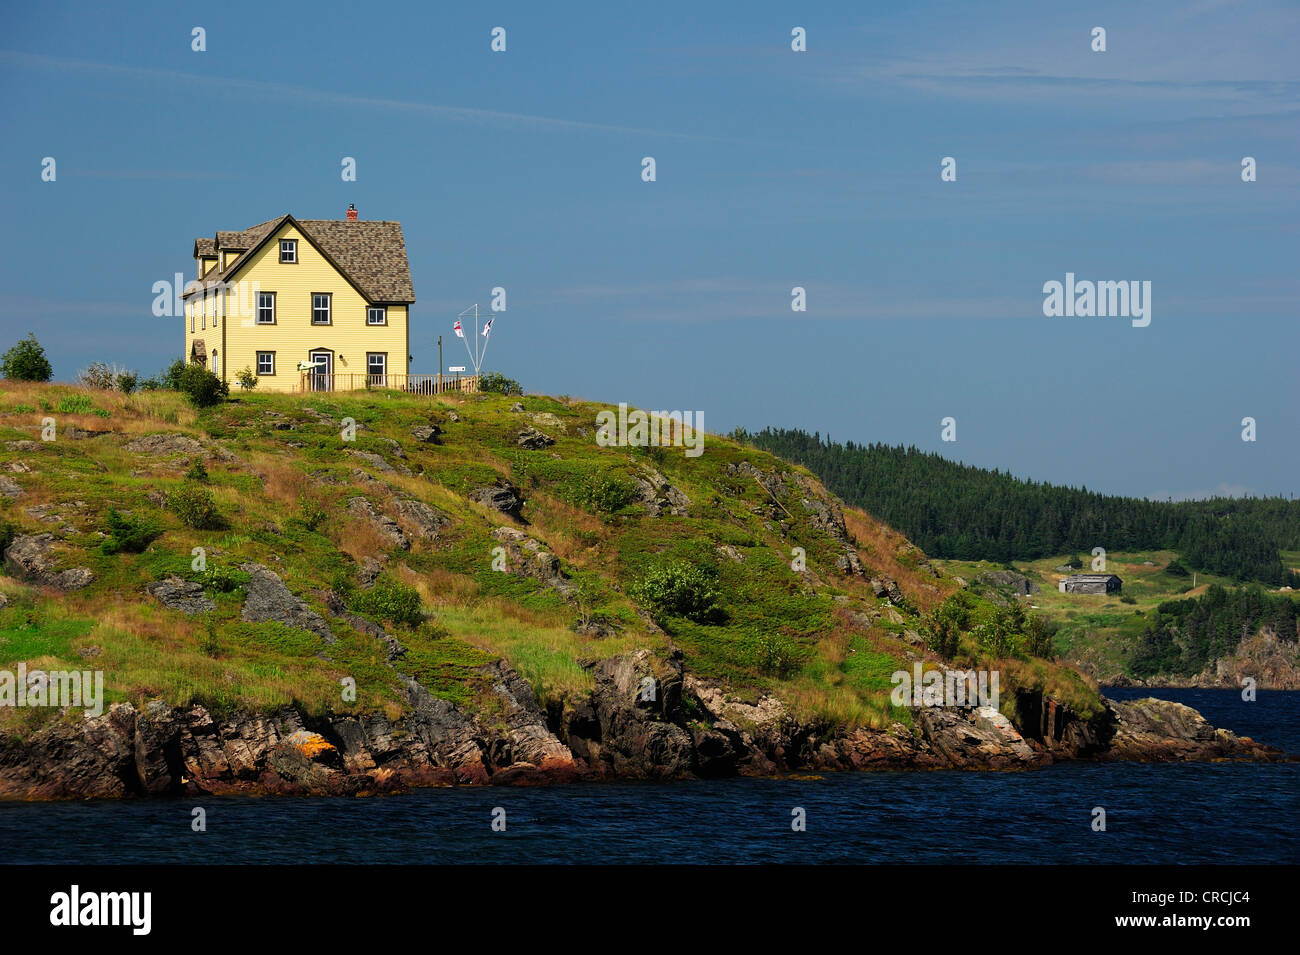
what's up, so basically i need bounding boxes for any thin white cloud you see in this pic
[0,50,731,142]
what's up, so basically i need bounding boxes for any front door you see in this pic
[310,351,333,392]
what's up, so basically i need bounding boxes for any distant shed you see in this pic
[1058,574,1122,595]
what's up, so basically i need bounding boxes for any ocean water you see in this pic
[1,689,1295,865]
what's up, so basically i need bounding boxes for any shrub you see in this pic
[1164,559,1190,578]
[177,362,229,407]
[1,334,52,382]
[55,394,94,414]
[199,615,221,658]
[12,403,35,413]
[117,371,139,395]
[235,366,258,391]
[479,371,523,396]
[75,362,118,390]
[585,472,638,513]
[185,461,210,483]
[349,580,423,627]
[195,563,247,594]
[297,495,326,531]
[629,561,721,623]
[100,509,163,555]
[1119,594,1137,605]
[753,632,800,678]
[0,520,14,557]
[170,482,221,529]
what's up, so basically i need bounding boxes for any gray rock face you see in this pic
[516,427,555,450]
[346,497,410,551]
[472,480,525,520]
[392,498,450,541]
[635,468,690,517]
[2,534,95,590]
[356,556,383,589]
[0,476,23,498]
[491,526,576,599]
[346,450,394,472]
[976,570,1039,595]
[146,576,216,614]
[238,563,334,642]
[410,423,442,443]
[125,433,204,455]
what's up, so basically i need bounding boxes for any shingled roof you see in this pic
[185,214,415,303]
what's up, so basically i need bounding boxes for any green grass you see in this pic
[0,382,1105,736]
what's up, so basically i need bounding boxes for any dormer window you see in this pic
[280,239,297,263]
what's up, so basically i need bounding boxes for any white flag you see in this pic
[482,317,493,337]
[453,319,464,338]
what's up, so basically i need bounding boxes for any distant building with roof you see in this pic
[1058,573,1122,595]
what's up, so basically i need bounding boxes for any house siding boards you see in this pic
[1058,574,1122,594]
[183,215,414,394]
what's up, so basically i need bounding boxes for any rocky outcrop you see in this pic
[472,480,525,520]
[0,652,1284,800]
[347,497,410,551]
[125,433,204,455]
[635,468,689,517]
[410,423,442,444]
[0,475,23,498]
[146,576,216,614]
[491,526,576,599]
[239,563,334,643]
[976,569,1039,596]
[392,498,450,541]
[3,534,96,590]
[516,427,554,450]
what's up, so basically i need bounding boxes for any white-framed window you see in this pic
[367,352,387,383]
[256,351,275,375]
[367,306,387,325]
[312,293,331,325]
[213,289,219,327]
[279,239,297,263]
[257,291,275,324]
[189,302,194,333]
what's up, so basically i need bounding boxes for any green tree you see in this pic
[1,334,53,382]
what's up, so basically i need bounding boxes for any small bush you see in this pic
[479,371,523,396]
[12,404,35,414]
[100,509,162,555]
[1119,594,1137,604]
[629,561,721,623]
[0,520,15,557]
[177,362,229,408]
[349,580,424,627]
[753,632,800,678]
[55,394,94,414]
[199,616,221,658]
[1164,559,1190,578]
[585,472,638,513]
[1,334,52,382]
[185,461,210,483]
[170,482,221,529]
[194,563,247,594]
[75,362,118,390]
[297,495,326,531]
[235,366,258,391]
[117,371,139,395]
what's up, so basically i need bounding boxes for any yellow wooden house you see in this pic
[182,206,416,393]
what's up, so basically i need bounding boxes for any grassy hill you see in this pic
[0,379,1105,753]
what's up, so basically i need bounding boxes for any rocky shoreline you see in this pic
[0,649,1287,801]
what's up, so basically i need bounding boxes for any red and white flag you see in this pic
[482,317,493,337]
[453,319,464,338]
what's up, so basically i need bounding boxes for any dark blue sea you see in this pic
[1,688,1295,864]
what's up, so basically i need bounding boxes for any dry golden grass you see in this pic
[843,506,955,613]
[334,516,388,563]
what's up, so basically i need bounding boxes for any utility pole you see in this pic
[437,335,443,393]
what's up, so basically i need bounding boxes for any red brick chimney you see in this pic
[346,203,358,222]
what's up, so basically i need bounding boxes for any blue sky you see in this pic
[1,0,1296,499]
